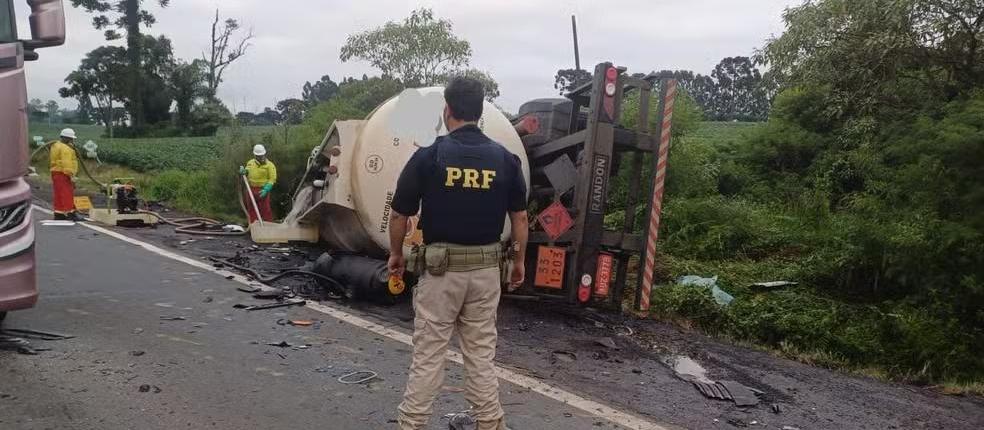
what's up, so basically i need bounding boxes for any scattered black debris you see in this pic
[138,384,150,393]
[267,341,292,348]
[130,350,145,357]
[772,404,782,414]
[726,418,749,428]
[238,300,306,311]
[202,296,214,303]
[595,337,619,349]
[159,316,187,321]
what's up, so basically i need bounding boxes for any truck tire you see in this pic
[0,311,6,325]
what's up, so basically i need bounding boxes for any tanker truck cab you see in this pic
[0,0,66,323]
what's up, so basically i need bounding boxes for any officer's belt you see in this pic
[423,242,501,273]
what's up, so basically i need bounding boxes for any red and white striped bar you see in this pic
[638,80,678,312]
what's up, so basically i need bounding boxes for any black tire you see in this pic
[0,311,6,325]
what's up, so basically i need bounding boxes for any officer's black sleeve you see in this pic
[506,153,528,212]
[391,148,429,216]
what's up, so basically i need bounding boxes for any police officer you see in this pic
[388,77,528,430]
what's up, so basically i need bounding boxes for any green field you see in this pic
[28,123,278,172]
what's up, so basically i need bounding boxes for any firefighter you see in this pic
[239,144,277,223]
[388,77,529,430]
[49,128,82,221]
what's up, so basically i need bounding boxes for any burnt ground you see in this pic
[27,178,984,430]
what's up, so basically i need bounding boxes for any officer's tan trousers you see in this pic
[397,266,505,430]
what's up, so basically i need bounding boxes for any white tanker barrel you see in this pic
[290,87,530,257]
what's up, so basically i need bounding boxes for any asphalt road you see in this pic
[0,214,636,430]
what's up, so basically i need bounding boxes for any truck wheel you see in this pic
[0,311,6,325]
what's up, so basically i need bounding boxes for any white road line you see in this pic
[33,204,671,430]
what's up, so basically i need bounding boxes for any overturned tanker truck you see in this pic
[274,63,678,312]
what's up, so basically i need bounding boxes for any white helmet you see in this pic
[60,128,77,139]
[253,144,267,156]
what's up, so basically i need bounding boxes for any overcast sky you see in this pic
[15,0,800,113]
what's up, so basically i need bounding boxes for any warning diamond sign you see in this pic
[537,201,574,241]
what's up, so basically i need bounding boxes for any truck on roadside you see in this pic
[0,0,65,323]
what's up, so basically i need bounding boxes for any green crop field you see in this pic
[686,121,760,148]
[27,123,278,172]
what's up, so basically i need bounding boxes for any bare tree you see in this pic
[203,9,253,99]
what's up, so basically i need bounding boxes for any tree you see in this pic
[45,100,59,125]
[275,98,306,125]
[340,8,471,87]
[59,45,128,137]
[70,0,170,129]
[139,35,176,126]
[27,98,45,122]
[169,59,207,130]
[302,75,339,107]
[203,9,253,100]
[441,69,500,101]
[235,111,257,125]
[337,75,405,112]
[762,0,984,117]
[553,68,592,95]
[256,107,282,125]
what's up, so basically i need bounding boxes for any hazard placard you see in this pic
[537,201,574,241]
[73,196,93,211]
[534,246,566,289]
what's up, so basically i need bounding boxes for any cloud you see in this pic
[15,0,798,114]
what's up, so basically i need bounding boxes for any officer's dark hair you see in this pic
[444,76,484,122]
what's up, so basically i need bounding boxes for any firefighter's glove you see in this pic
[239,166,247,176]
[259,183,273,198]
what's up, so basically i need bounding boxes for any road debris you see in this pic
[613,325,634,336]
[0,328,75,340]
[235,299,306,311]
[551,350,577,363]
[678,275,734,306]
[692,379,762,407]
[595,337,620,349]
[129,350,145,356]
[159,316,187,321]
[337,370,378,385]
[443,410,477,430]
[289,320,314,327]
[719,380,761,407]
[726,418,749,427]
[750,281,798,290]
[237,285,261,293]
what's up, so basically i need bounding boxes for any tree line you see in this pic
[555,56,773,122]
